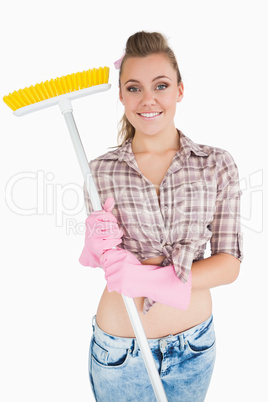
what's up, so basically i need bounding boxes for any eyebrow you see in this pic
[124,75,172,86]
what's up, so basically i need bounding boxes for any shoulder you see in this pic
[208,146,237,169]
[192,140,241,196]
[89,147,121,171]
[189,135,238,169]
[203,144,239,182]
[207,146,238,173]
[89,139,134,173]
[180,132,238,169]
[92,147,121,162]
[181,132,240,183]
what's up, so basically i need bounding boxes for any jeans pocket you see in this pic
[91,338,131,369]
[186,321,216,354]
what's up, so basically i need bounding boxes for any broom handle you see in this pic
[59,100,167,402]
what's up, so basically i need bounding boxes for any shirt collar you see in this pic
[177,131,210,159]
[117,139,135,163]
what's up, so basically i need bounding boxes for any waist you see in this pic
[92,313,214,347]
[96,286,212,338]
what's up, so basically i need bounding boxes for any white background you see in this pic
[1,1,267,401]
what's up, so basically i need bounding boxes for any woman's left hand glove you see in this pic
[100,248,192,310]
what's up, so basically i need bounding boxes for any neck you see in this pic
[132,126,180,154]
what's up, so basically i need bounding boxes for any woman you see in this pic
[79,31,243,401]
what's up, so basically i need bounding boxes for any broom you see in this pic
[3,67,168,402]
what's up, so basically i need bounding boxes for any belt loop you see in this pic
[92,315,96,331]
[179,334,185,351]
[132,339,139,357]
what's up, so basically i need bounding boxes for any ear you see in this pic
[177,82,184,103]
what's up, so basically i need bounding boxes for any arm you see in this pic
[191,253,240,291]
[101,248,192,311]
[191,150,243,291]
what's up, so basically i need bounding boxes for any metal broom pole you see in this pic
[59,98,168,402]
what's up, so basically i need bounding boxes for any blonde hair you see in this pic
[118,31,182,146]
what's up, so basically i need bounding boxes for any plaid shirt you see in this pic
[84,131,243,312]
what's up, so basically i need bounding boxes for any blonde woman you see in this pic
[79,31,243,401]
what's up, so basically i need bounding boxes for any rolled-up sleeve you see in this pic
[209,151,243,261]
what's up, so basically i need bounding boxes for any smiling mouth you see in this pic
[138,112,163,118]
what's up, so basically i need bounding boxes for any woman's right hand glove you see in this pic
[101,248,192,310]
[79,197,123,267]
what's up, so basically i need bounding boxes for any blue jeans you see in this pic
[89,315,216,401]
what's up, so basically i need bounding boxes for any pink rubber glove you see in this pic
[100,248,192,310]
[79,198,123,267]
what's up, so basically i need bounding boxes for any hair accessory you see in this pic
[114,53,125,70]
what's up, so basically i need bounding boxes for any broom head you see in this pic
[3,66,110,116]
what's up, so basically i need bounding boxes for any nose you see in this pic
[141,89,156,106]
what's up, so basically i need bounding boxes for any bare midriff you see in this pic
[96,255,212,339]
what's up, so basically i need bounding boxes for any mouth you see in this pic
[138,112,163,119]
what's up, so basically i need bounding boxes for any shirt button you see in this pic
[164,205,168,212]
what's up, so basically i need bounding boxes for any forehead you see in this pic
[121,54,176,81]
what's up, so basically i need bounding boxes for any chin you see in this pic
[135,124,165,137]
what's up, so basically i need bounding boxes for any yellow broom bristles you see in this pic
[3,66,109,112]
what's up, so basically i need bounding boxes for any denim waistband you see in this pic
[92,314,213,352]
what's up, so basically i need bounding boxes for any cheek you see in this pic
[121,98,137,125]
[170,89,181,107]
[124,107,137,126]
[161,95,178,113]
[121,95,138,114]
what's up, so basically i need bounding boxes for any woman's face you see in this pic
[119,53,184,138]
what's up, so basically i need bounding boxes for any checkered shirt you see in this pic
[84,131,243,313]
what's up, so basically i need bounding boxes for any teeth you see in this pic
[139,112,161,118]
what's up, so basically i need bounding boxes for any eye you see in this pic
[127,86,140,93]
[156,84,168,90]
